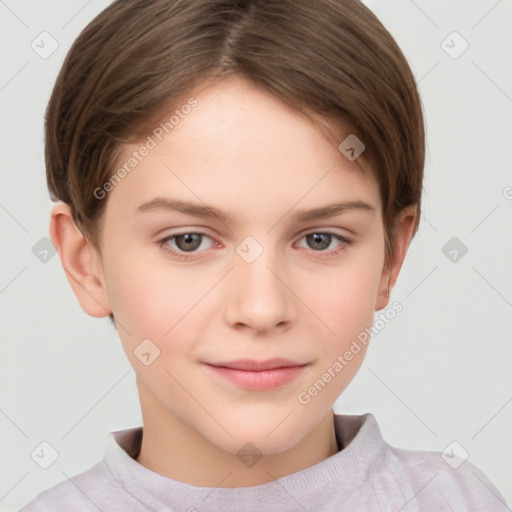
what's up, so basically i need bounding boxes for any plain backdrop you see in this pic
[1,0,511,510]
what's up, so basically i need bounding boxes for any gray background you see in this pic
[1,0,511,510]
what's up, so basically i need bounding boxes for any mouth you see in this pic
[203,358,310,390]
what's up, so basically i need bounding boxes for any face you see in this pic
[93,76,389,455]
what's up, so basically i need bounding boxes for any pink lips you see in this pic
[204,358,308,390]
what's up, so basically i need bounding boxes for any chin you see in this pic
[206,414,306,456]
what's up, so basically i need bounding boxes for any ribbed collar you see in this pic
[103,413,385,511]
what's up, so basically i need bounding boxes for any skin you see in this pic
[50,76,416,487]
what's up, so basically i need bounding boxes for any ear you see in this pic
[49,202,112,318]
[375,205,417,311]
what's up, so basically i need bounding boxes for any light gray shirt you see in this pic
[20,413,510,511]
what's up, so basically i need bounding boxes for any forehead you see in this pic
[104,76,380,224]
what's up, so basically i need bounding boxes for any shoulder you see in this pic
[376,442,510,511]
[19,460,138,511]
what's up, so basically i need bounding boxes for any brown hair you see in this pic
[45,0,425,324]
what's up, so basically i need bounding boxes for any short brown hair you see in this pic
[45,0,425,323]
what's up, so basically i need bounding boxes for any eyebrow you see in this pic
[137,198,235,223]
[136,197,375,223]
[293,200,375,221]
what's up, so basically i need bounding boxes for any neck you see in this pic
[135,384,339,487]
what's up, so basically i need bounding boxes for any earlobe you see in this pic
[375,205,417,311]
[49,202,112,318]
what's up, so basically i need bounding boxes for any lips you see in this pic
[206,358,305,371]
[204,358,309,390]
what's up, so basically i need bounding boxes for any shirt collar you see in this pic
[103,413,384,511]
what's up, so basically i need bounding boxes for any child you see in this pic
[21,0,509,510]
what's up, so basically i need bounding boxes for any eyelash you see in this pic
[159,230,215,261]
[159,230,352,261]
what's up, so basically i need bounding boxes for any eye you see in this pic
[296,232,351,254]
[160,231,215,255]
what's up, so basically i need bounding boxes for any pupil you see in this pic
[176,233,201,251]
[307,233,331,250]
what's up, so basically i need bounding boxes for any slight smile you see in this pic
[204,358,310,391]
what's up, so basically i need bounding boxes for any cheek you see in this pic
[104,248,218,371]
[106,258,200,394]
[306,259,382,339]
[295,266,379,408]
[104,243,197,331]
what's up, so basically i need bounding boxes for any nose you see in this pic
[223,242,296,334]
